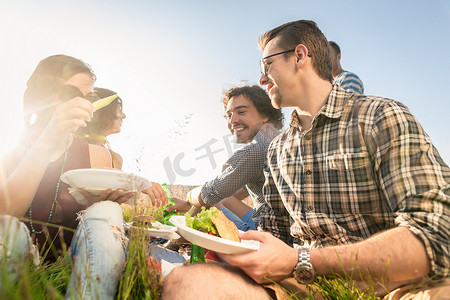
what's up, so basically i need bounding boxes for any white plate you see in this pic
[61,169,150,205]
[169,215,259,254]
[61,168,150,190]
[124,222,180,240]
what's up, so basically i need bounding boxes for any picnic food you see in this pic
[185,207,240,242]
[133,215,156,226]
[161,183,176,226]
[92,94,118,111]
[190,243,206,263]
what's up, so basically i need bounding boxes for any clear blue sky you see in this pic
[1,0,449,184]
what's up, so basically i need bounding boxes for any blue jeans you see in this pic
[219,207,256,231]
[0,201,127,300]
[0,215,40,289]
[66,201,127,300]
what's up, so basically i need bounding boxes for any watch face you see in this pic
[295,265,315,284]
[298,269,314,282]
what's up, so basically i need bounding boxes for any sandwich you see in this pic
[185,207,240,242]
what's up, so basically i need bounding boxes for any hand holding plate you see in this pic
[220,230,298,284]
[77,188,135,206]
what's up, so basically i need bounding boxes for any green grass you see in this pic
[1,204,383,299]
[117,226,162,300]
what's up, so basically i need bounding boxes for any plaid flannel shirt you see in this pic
[262,85,450,278]
[201,123,280,222]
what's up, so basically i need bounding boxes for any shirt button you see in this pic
[304,134,311,140]
[305,170,312,175]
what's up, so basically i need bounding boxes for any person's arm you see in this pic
[306,102,448,282]
[201,144,265,205]
[166,186,208,213]
[0,145,57,217]
[367,101,449,279]
[0,97,94,217]
[219,188,251,219]
[221,226,430,284]
[312,226,430,282]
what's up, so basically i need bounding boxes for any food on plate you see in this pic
[185,207,240,242]
[133,215,156,226]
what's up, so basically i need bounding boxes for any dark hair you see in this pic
[78,87,123,140]
[328,41,341,55]
[258,20,333,83]
[222,85,284,129]
[23,54,96,127]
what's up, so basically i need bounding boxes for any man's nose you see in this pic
[259,73,269,86]
[229,113,239,124]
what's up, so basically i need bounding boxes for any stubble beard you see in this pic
[271,91,283,109]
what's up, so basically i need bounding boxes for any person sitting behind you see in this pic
[329,40,364,94]
[78,87,126,169]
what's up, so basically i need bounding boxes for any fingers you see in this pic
[79,188,136,207]
[46,98,94,142]
[238,230,268,242]
[220,252,255,268]
[143,186,160,206]
[142,182,169,207]
[104,188,130,201]
[63,97,95,114]
[165,205,176,212]
[56,97,94,120]
[115,192,136,205]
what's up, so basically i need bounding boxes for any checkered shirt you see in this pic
[261,85,450,278]
[201,123,280,222]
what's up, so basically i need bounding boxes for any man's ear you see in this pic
[338,53,341,61]
[294,44,310,67]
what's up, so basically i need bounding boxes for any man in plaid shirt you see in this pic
[162,20,449,299]
[167,85,283,231]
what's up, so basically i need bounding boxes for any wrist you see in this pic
[187,195,201,207]
[34,133,67,155]
[288,246,299,276]
[187,187,204,207]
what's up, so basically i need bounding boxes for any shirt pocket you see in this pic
[324,152,380,214]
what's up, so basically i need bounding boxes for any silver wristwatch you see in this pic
[293,248,316,284]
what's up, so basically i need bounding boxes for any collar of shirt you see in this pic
[252,122,280,144]
[288,85,349,129]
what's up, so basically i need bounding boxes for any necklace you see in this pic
[28,148,69,235]
[83,133,106,141]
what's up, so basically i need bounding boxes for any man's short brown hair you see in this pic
[258,20,333,83]
[222,85,284,129]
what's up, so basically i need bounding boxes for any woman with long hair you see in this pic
[0,54,133,298]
